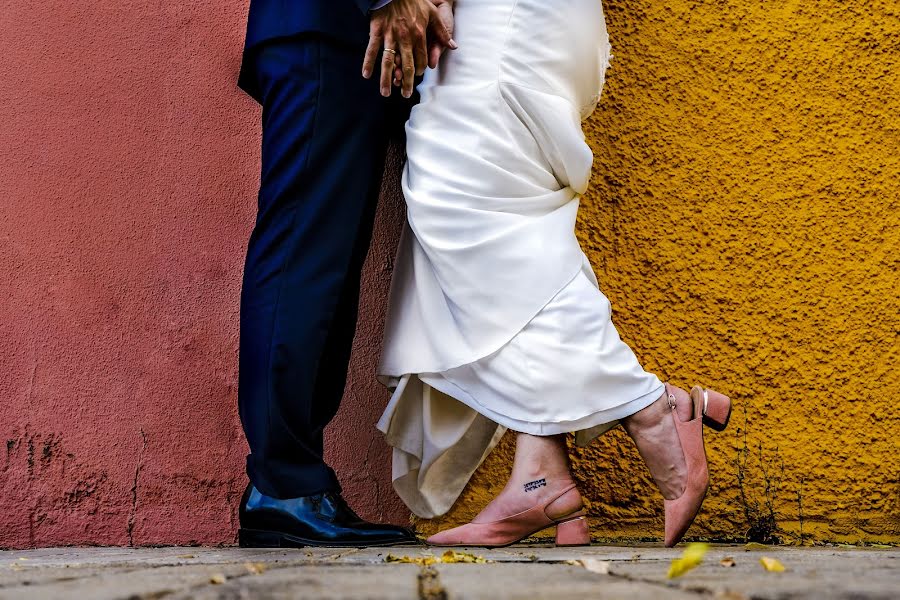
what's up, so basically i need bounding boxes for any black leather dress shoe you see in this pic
[238,484,418,548]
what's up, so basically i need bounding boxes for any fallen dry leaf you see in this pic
[176,554,196,559]
[743,542,768,551]
[440,550,489,564]
[667,543,710,579]
[244,562,268,575]
[209,573,227,584]
[386,551,490,565]
[871,544,893,549]
[385,554,438,566]
[578,558,611,575]
[759,556,785,572]
[720,557,736,568]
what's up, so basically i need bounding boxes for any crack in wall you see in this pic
[127,429,148,547]
[25,348,37,409]
[361,434,383,521]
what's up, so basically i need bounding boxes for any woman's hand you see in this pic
[428,0,456,70]
[392,0,456,89]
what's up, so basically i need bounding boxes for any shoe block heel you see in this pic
[692,386,732,432]
[238,528,283,548]
[555,516,591,547]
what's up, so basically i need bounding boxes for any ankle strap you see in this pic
[544,483,584,521]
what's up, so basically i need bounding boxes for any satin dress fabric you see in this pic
[376,0,665,518]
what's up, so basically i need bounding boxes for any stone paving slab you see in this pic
[433,563,699,600]
[0,545,896,599]
[598,546,900,600]
[166,565,422,600]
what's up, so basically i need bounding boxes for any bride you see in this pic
[375,0,732,547]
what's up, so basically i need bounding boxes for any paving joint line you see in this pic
[602,569,717,598]
[0,565,143,591]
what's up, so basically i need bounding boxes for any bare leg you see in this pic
[474,433,579,522]
[621,385,692,499]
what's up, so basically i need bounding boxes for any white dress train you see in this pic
[376,0,664,518]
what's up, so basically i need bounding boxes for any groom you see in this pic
[235,0,455,547]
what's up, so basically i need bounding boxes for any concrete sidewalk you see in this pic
[0,544,896,599]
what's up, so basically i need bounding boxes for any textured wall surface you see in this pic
[419,0,900,544]
[0,0,407,548]
[1,0,898,550]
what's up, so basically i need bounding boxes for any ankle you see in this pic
[509,433,572,485]
[624,384,693,435]
[622,391,668,435]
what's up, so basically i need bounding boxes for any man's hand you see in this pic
[362,0,457,99]
[391,0,455,90]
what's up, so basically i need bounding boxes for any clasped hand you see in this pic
[362,0,456,98]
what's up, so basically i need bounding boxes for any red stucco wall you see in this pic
[0,1,408,548]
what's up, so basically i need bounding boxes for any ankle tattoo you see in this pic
[523,478,547,493]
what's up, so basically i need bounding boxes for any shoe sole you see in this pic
[425,521,592,549]
[238,528,420,549]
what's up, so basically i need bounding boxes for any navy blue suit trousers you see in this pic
[238,32,410,498]
[238,0,375,101]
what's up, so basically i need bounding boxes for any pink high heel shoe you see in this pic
[663,383,731,547]
[425,482,591,548]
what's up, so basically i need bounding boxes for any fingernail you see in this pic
[363,69,371,78]
[449,39,458,49]
[403,90,412,98]
[381,87,389,96]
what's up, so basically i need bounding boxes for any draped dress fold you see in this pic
[376,0,665,518]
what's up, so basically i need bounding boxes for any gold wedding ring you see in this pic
[383,48,397,55]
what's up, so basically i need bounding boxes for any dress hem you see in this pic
[419,372,664,443]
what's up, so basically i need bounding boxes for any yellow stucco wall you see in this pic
[417,0,900,544]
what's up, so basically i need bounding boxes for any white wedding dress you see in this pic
[376,0,665,518]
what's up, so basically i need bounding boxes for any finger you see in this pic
[428,7,458,49]
[440,4,456,40]
[414,33,428,77]
[394,65,402,86]
[400,40,415,98]
[363,22,384,78]
[428,43,442,70]
[380,37,396,96]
